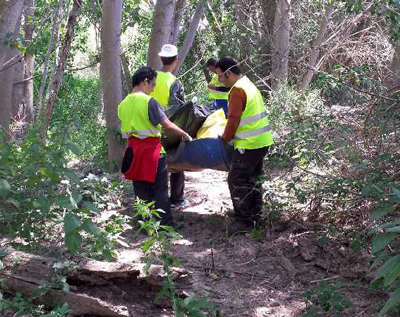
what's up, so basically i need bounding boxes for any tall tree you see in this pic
[175,0,207,74]
[100,0,124,167]
[388,40,400,91]
[170,0,185,45]
[41,0,82,137]
[259,0,277,78]
[298,4,334,93]
[147,0,175,69]
[271,0,291,90]
[24,0,34,124]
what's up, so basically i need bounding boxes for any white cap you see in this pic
[158,44,178,57]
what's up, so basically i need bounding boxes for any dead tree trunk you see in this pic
[41,0,82,137]
[388,40,400,92]
[298,4,334,93]
[0,247,191,316]
[175,0,207,74]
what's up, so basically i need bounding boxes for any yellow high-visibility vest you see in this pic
[230,76,274,150]
[208,74,229,100]
[118,92,165,153]
[150,71,177,109]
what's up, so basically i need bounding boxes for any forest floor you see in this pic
[114,169,386,317]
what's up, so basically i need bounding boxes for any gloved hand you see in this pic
[182,134,193,142]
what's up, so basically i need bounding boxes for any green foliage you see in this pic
[134,199,217,316]
[0,129,119,260]
[303,282,353,316]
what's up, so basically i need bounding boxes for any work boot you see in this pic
[171,199,189,210]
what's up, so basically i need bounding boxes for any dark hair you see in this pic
[160,55,177,66]
[215,56,241,75]
[206,58,216,67]
[131,66,157,88]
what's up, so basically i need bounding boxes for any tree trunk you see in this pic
[0,0,24,70]
[40,0,82,137]
[0,52,16,136]
[147,0,175,69]
[23,0,34,124]
[170,0,185,45]
[271,0,291,90]
[11,56,25,118]
[235,0,251,72]
[101,0,124,168]
[121,52,131,98]
[35,0,63,121]
[298,5,334,93]
[175,0,207,74]
[0,247,191,317]
[259,0,276,78]
[388,40,400,91]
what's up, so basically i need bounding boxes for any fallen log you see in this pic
[0,247,191,316]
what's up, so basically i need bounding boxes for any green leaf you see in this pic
[371,233,396,253]
[66,143,81,156]
[383,256,400,286]
[142,238,156,252]
[64,170,80,184]
[64,214,82,235]
[375,255,400,281]
[57,195,75,209]
[379,286,400,315]
[81,219,101,237]
[393,188,400,201]
[0,179,11,199]
[372,206,394,220]
[386,226,400,233]
[4,198,20,208]
[70,193,82,209]
[65,231,82,253]
[82,201,100,213]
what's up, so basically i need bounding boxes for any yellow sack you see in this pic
[197,108,227,139]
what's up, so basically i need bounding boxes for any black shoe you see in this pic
[228,221,252,236]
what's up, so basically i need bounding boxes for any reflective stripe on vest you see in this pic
[230,76,274,149]
[150,71,177,109]
[118,92,162,139]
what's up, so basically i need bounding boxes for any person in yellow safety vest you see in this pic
[215,56,274,235]
[206,58,230,116]
[150,44,188,209]
[118,66,192,228]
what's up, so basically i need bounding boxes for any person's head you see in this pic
[215,56,242,87]
[131,66,157,95]
[206,58,217,73]
[159,44,178,69]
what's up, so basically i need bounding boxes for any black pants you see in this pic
[133,156,172,224]
[228,146,269,225]
[170,172,185,204]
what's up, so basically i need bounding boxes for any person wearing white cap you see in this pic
[150,44,188,210]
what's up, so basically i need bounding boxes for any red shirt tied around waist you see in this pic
[121,136,161,182]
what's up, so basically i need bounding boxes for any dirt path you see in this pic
[120,170,383,317]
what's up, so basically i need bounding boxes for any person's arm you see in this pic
[161,118,192,141]
[221,87,246,142]
[148,98,192,141]
[168,79,185,108]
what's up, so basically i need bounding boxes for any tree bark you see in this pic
[121,52,131,98]
[259,0,276,78]
[11,56,25,118]
[40,0,82,137]
[23,0,34,124]
[175,0,207,74]
[271,0,291,90]
[0,247,191,316]
[0,52,16,136]
[101,0,124,168]
[0,0,24,70]
[235,0,252,70]
[35,0,64,121]
[147,0,175,69]
[388,40,400,91]
[170,0,185,45]
[298,4,334,93]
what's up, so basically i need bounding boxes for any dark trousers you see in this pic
[170,172,185,204]
[133,156,172,224]
[228,146,269,225]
